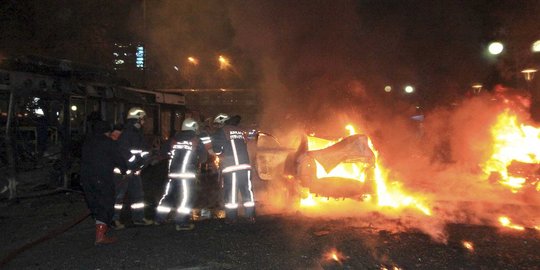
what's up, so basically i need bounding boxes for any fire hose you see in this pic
[0,199,90,268]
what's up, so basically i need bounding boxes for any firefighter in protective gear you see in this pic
[112,107,154,228]
[212,114,256,223]
[80,120,127,245]
[155,118,208,230]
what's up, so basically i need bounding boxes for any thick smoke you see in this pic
[226,1,539,240]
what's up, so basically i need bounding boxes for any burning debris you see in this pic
[256,89,540,240]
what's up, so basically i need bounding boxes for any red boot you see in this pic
[95,224,117,245]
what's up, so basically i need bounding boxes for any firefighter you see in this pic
[196,118,217,219]
[112,107,154,229]
[155,118,208,230]
[212,113,256,224]
[80,120,126,245]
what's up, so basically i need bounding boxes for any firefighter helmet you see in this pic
[127,107,146,120]
[181,118,199,132]
[213,113,230,124]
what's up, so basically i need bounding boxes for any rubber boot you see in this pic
[95,224,117,245]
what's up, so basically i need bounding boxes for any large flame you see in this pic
[482,109,540,193]
[300,124,431,215]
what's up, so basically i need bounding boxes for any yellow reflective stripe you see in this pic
[131,202,145,209]
[157,206,171,213]
[168,172,196,178]
[178,179,190,214]
[222,164,251,173]
[231,139,239,165]
[225,203,238,209]
[232,172,237,205]
[201,137,211,144]
[243,201,255,207]
[157,180,172,206]
[176,207,191,214]
[247,170,255,203]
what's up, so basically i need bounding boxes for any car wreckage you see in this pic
[254,132,377,203]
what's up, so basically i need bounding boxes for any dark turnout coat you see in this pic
[80,133,126,224]
[118,119,150,171]
[167,130,208,178]
[81,133,126,181]
[212,124,251,173]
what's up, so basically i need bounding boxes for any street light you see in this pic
[532,40,540,53]
[488,41,504,55]
[521,68,537,82]
[218,55,231,70]
[404,85,414,94]
[472,83,483,94]
[187,56,198,65]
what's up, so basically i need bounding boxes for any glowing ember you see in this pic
[462,241,474,252]
[325,248,344,263]
[380,266,402,270]
[498,216,525,231]
[483,109,540,193]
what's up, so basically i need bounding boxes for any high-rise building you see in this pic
[112,42,145,87]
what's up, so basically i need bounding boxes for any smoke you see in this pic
[224,1,539,241]
[228,0,375,131]
[146,1,538,241]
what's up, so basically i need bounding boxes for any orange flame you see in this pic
[462,241,474,252]
[482,109,540,193]
[498,216,525,231]
[325,248,344,263]
[301,124,431,216]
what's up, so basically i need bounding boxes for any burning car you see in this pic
[254,130,377,204]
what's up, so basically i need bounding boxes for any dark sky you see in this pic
[1,0,539,120]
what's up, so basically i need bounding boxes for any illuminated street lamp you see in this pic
[488,41,504,55]
[532,40,540,53]
[187,56,198,65]
[384,85,392,92]
[521,68,537,82]
[471,83,483,94]
[218,55,231,70]
[404,85,414,94]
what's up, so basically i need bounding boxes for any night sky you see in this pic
[1,0,539,121]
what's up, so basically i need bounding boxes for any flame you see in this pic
[482,109,540,193]
[462,241,474,252]
[301,124,431,216]
[214,156,220,168]
[498,216,525,231]
[325,248,344,263]
[370,140,431,216]
[380,266,402,270]
[300,191,317,207]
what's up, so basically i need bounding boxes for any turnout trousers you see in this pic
[112,173,146,222]
[155,178,196,225]
[223,169,255,220]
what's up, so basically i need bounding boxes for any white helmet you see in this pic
[181,118,199,132]
[213,113,230,124]
[127,107,146,120]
